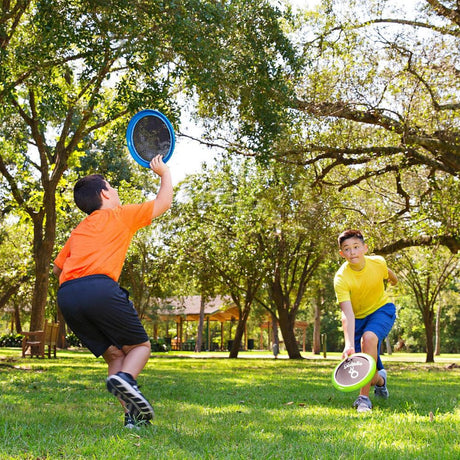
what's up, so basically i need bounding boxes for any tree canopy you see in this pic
[0,0,298,329]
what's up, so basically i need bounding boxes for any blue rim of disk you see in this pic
[126,109,175,168]
[332,352,376,392]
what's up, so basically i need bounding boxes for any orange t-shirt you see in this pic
[54,201,155,285]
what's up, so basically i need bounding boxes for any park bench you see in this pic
[22,320,60,358]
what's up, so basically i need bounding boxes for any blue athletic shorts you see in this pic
[57,275,149,357]
[354,303,396,370]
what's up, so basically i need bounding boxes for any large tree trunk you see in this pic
[229,322,244,358]
[277,308,302,359]
[14,304,22,334]
[57,308,67,349]
[423,307,435,363]
[229,302,252,358]
[29,189,57,332]
[272,313,279,357]
[435,304,441,356]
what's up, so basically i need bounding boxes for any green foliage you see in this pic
[392,298,426,353]
[0,333,23,347]
[65,332,83,348]
[1,0,299,331]
[1,0,458,361]
[149,337,170,352]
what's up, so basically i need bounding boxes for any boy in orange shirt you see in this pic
[53,156,172,428]
[334,229,398,413]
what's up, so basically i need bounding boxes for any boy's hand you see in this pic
[342,345,355,360]
[150,155,169,176]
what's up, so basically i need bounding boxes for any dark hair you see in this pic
[73,174,107,214]
[338,229,364,247]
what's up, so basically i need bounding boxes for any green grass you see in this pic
[0,349,458,459]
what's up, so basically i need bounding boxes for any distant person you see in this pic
[53,156,172,428]
[334,229,398,412]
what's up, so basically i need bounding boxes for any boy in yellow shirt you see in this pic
[334,229,398,412]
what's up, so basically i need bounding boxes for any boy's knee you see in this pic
[361,331,378,350]
[103,345,125,364]
[122,341,151,354]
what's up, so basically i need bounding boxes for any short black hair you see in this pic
[73,174,107,214]
[338,229,365,247]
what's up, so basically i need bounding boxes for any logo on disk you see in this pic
[344,359,363,379]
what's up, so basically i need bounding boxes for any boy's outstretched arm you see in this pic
[340,300,355,359]
[150,156,173,219]
[388,268,398,286]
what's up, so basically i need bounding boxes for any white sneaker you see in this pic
[353,395,372,413]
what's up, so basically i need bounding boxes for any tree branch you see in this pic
[375,234,460,255]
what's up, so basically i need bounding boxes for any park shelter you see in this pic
[155,296,309,352]
[157,296,240,351]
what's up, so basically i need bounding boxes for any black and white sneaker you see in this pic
[127,402,153,426]
[107,372,154,421]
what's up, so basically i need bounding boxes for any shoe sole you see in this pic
[107,375,154,420]
[357,406,372,413]
[127,402,152,423]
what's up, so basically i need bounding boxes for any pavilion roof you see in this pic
[158,296,239,322]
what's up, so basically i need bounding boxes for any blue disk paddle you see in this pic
[126,109,175,168]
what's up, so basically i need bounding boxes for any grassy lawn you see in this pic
[0,349,458,459]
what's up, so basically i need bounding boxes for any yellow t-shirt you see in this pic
[334,255,390,319]
[54,201,155,285]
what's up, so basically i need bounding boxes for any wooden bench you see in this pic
[22,320,60,358]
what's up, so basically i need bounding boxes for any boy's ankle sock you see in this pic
[117,371,136,385]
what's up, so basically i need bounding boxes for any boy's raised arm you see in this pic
[149,156,173,219]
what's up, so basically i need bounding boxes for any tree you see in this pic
[309,261,336,354]
[253,163,337,359]
[120,232,172,321]
[191,0,459,255]
[164,159,268,357]
[391,245,459,362]
[0,217,33,332]
[0,0,298,331]
[291,0,459,251]
[292,0,459,177]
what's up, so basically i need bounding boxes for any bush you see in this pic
[0,333,24,347]
[65,332,83,348]
[150,338,169,352]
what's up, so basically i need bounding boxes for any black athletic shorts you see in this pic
[57,274,149,357]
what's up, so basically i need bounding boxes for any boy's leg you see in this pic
[359,331,385,398]
[103,346,129,414]
[103,345,126,376]
[103,341,151,379]
[358,304,396,401]
[120,341,151,379]
[105,341,154,422]
[103,341,153,424]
